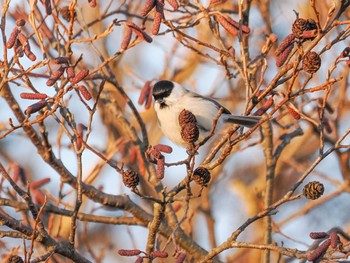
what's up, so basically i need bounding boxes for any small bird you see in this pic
[152,80,260,147]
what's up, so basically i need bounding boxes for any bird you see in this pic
[152,80,260,147]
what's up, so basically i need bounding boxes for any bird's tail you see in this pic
[225,115,261,128]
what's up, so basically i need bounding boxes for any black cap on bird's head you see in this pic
[152,80,174,102]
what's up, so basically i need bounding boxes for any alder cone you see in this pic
[7,255,24,263]
[302,51,321,73]
[179,109,197,126]
[292,18,317,37]
[193,167,211,186]
[122,169,139,189]
[303,181,324,200]
[180,123,199,144]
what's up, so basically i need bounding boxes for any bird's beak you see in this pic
[156,98,164,104]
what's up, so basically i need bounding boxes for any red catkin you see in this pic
[276,43,294,67]
[66,66,75,79]
[175,253,187,263]
[24,45,36,61]
[43,0,52,15]
[126,22,153,43]
[166,0,179,10]
[222,15,250,34]
[20,93,48,100]
[323,117,333,134]
[30,178,51,189]
[154,144,173,153]
[138,81,152,106]
[6,28,19,49]
[70,69,89,84]
[156,156,165,179]
[140,0,156,16]
[253,97,274,116]
[275,33,296,57]
[152,0,164,35]
[118,249,142,256]
[46,66,65,86]
[150,251,168,258]
[330,232,340,249]
[121,27,132,50]
[307,239,331,262]
[149,148,162,160]
[144,83,153,109]
[77,85,92,101]
[25,100,48,115]
[310,232,329,239]
[14,40,24,57]
[215,14,238,36]
[17,32,28,46]
[287,105,301,120]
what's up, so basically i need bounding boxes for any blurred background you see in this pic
[0,0,350,262]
